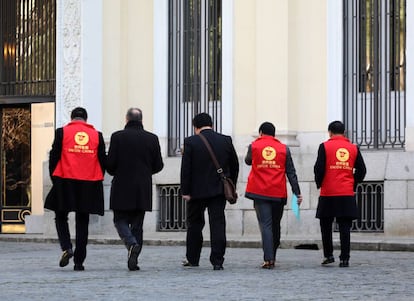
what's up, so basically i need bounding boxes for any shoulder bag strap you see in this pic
[198,133,225,178]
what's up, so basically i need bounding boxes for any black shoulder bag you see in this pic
[198,133,238,204]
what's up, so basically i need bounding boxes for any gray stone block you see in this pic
[242,209,259,236]
[226,209,243,236]
[25,215,44,234]
[384,180,407,209]
[362,151,388,180]
[384,209,414,235]
[408,181,414,209]
[385,152,414,180]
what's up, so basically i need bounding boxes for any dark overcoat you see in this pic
[106,121,164,211]
[44,127,106,215]
[180,128,239,200]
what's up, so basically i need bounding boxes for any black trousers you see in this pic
[186,196,226,266]
[319,217,353,261]
[113,210,145,250]
[55,211,89,265]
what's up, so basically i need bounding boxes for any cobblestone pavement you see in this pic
[0,241,413,301]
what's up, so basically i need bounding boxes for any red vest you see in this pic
[52,120,104,181]
[320,136,357,196]
[246,135,288,198]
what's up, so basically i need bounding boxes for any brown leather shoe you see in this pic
[182,260,199,267]
[261,260,275,269]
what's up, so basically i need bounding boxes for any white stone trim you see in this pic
[222,0,234,136]
[55,0,63,126]
[153,0,168,139]
[56,0,103,129]
[326,0,343,123]
[56,0,82,127]
[81,0,103,130]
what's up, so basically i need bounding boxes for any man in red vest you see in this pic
[245,122,302,269]
[314,121,366,267]
[45,107,105,271]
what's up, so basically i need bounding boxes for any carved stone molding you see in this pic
[57,0,82,126]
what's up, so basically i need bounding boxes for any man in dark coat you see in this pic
[314,121,366,267]
[45,107,105,271]
[106,108,163,271]
[180,113,239,270]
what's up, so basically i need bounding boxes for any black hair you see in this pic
[259,122,275,136]
[328,120,345,134]
[192,113,213,128]
[70,107,88,121]
[126,108,143,122]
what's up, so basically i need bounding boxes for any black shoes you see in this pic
[59,249,74,267]
[128,265,140,271]
[182,260,222,270]
[59,249,85,271]
[182,260,199,267]
[321,256,335,265]
[74,264,85,271]
[339,260,349,267]
[321,256,349,267]
[128,244,142,271]
[261,260,275,269]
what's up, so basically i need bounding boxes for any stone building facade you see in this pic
[1,0,413,238]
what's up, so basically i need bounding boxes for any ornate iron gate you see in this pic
[0,106,31,233]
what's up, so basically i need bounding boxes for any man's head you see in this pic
[192,113,213,129]
[70,107,88,121]
[259,122,275,137]
[328,120,345,135]
[126,108,143,122]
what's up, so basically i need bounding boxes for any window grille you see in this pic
[336,182,384,232]
[168,0,222,156]
[158,185,187,231]
[343,0,406,149]
[0,0,56,97]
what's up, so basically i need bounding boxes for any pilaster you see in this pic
[56,0,82,127]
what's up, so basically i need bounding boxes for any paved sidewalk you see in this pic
[1,232,414,251]
[0,240,413,301]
